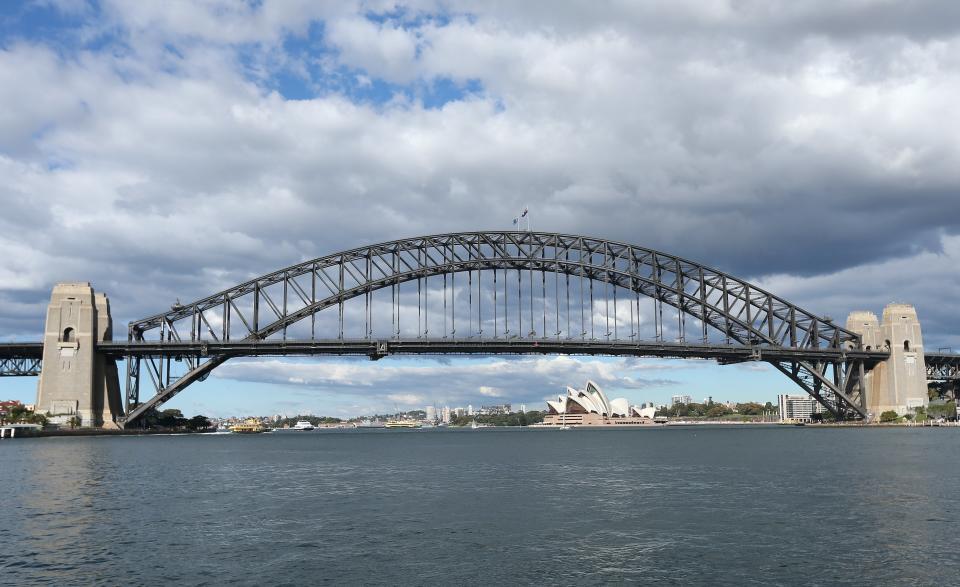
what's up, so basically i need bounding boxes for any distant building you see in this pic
[520,404,526,413]
[671,395,692,406]
[467,404,473,416]
[441,406,451,424]
[542,381,658,427]
[426,406,437,422]
[777,394,821,423]
[455,407,465,417]
[0,400,24,418]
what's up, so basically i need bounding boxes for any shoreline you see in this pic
[2,428,217,438]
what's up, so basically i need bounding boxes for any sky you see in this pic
[1,0,959,418]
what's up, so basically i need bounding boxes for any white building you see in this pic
[543,381,658,427]
[467,404,473,416]
[425,406,437,422]
[441,406,451,424]
[671,395,693,406]
[777,394,821,423]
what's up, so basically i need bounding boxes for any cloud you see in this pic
[386,393,424,405]
[214,356,683,407]
[2,1,959,414]
[478,385,504,397]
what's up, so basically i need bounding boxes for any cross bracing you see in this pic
[119,231,891,425]
[0,357,42,377]
[925,352,960,381]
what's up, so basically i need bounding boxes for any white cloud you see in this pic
[478,385,504,397]
[2,1,960,414]
[213,355,683,408]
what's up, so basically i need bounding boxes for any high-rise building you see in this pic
[426,406,437,422]
[441,406,451,424]
[467,404,473,416]
[777,394,821,422]
[520,404,526,414]
[671,395,692,406]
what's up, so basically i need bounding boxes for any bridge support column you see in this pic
[35,283,123,428]
[846,304,928,420]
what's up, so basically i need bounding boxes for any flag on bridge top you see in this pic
[521,206,528,218]
[512,217,518,225]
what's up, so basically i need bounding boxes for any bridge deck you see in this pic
[94,339,891,364]
[8,338,949,366]
[0,342,43,359]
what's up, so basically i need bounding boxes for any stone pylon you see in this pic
[35,283,124,428]
[846,303,928,419]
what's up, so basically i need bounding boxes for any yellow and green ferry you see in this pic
[384,420,421,428]
[230,419,265,434]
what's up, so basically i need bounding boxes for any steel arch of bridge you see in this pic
[123,231,879,425]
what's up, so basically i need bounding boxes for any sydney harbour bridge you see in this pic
[2,231,958,427]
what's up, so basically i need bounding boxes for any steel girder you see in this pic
[0,357,41,376]
[123,231,873,425]
[926,352,960,381]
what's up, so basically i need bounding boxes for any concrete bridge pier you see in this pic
[35,283,123,428]
[846,303,929,419]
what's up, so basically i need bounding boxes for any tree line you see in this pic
[449,411,545,427]
[655,401,777,419]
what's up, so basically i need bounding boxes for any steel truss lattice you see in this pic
[926,352,960,381]
[0,357,41,376]
[123,231,881,425]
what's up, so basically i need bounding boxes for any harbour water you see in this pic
[3,426,960,585]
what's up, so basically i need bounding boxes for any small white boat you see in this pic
[292,420,315,431]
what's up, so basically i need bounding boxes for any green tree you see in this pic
[449,411,544,427]
[736,402,765,416]
[187,415,212,431]
[880,410,899,423]
[927,401,957,420]
[707,404,731,418]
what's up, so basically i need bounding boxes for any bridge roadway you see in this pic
[4,339,890,363]
[0,342,42,358]
[3,340,959,378]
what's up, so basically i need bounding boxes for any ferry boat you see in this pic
[384,419,421,428]
[356,419,385,428]
[292,420,315,431]
[230,419,265,434]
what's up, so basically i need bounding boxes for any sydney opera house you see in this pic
[541,381,658,427]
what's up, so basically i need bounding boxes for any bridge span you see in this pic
[1,231,956,427]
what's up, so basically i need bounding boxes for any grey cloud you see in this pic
[214,355,683,409]
[0,1,958,351]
